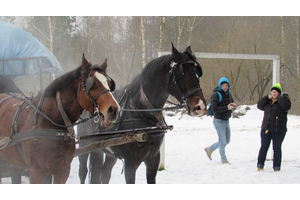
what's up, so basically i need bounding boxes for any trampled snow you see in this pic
[64,105,300,184]
[2,105,299,198]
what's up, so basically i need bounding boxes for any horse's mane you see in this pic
[44,65,82,97]
[124,55,172,94]
[0,75,23,94]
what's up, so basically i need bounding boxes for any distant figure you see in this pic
[257,83,291,172]
[205,77,236,164]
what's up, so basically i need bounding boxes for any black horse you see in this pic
[77,44,206,184]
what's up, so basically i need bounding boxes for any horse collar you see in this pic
[56,91,75,138]
[139,83,165,126]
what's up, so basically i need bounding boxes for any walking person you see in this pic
[205,77,236,164]
[257,83,291,172]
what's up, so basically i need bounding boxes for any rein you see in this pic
[119,86,184,113]
[19,93,95,129]
[120,57,201,113]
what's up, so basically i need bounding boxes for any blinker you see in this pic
[85,76,94,92]
[85,70,115,92]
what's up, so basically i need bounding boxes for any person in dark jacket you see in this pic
[257,83,291,172]
[205,77,236,164]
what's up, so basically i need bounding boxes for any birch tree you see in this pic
[294,17,300,75]
[159,16,165,52]
[186,16,204,46]
[281,16,285,71]
[177,16,185,49]
[141,16,146,68]
[30,16,56,52]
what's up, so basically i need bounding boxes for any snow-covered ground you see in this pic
[64,105,300,184]
[2,105,299,198]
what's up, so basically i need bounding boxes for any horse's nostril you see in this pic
[108,106,116,114]
[194,105,201,111]
[107,106,118,121]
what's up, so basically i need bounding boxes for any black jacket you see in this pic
[257,94,291,132]
[211,87,234,121]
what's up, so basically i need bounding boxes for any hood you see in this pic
[218,77,230,94]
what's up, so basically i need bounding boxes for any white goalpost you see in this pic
[158,52,280,170]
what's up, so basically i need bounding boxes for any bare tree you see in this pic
[294,17,300,75]
[186,16,204,46]
[281,16,285,73]
[30,17,69,53]
[141,16,146,68]
[177,16,185,49]
[159,16,165,52]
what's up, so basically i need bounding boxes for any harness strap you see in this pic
[0,95,13,105]
[33,93,46,126]
[11,99,28,136]
[10,129,70,146]
[139,83,165,126]
[56,91,75,138]
[184,88,202,99]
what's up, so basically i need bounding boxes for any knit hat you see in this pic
[271,83,282,94]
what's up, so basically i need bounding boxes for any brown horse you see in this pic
[0,55,120,184]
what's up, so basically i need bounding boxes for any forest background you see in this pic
[1,16,300,115]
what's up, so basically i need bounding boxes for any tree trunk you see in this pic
[186,16,203,46]
[281,16,285,79]
[296,17,300,75]
[47,16,54,53]
[159,16,165,52]
[141,16,146,68]
[177,16,184,49]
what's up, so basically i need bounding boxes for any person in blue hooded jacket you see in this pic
[205,77,236,164]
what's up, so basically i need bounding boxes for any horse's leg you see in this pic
[53,165,70,184]
[0,159,2,184]
[29,169,46,184]
[78,153,89,184]
[124,159,141,184]
[144,153,160,184]
[101,154,117,184]
[43,174,53,184]
[89,150,103,184]
[11,167,23,184]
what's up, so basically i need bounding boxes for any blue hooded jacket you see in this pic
[218,77,230,94]
[211,77,234,120]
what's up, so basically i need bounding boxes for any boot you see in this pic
[204,147,212,160]
[222,160,231,165]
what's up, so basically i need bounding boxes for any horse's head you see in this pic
[78,54,120,126]
[167,44,206,116]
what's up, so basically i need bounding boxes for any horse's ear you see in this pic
[100,59,108,72]
[82,53,89,70]
[171,42,181,61]
[185,46,193,55]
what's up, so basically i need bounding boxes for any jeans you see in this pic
[257,129,286,170]
[209,118,231,162]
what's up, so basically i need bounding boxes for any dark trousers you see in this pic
[257,129,286,170]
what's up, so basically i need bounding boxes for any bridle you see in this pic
[78,64,116,123]
[168,54,203,104]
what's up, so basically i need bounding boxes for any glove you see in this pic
[282,92,290,100]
